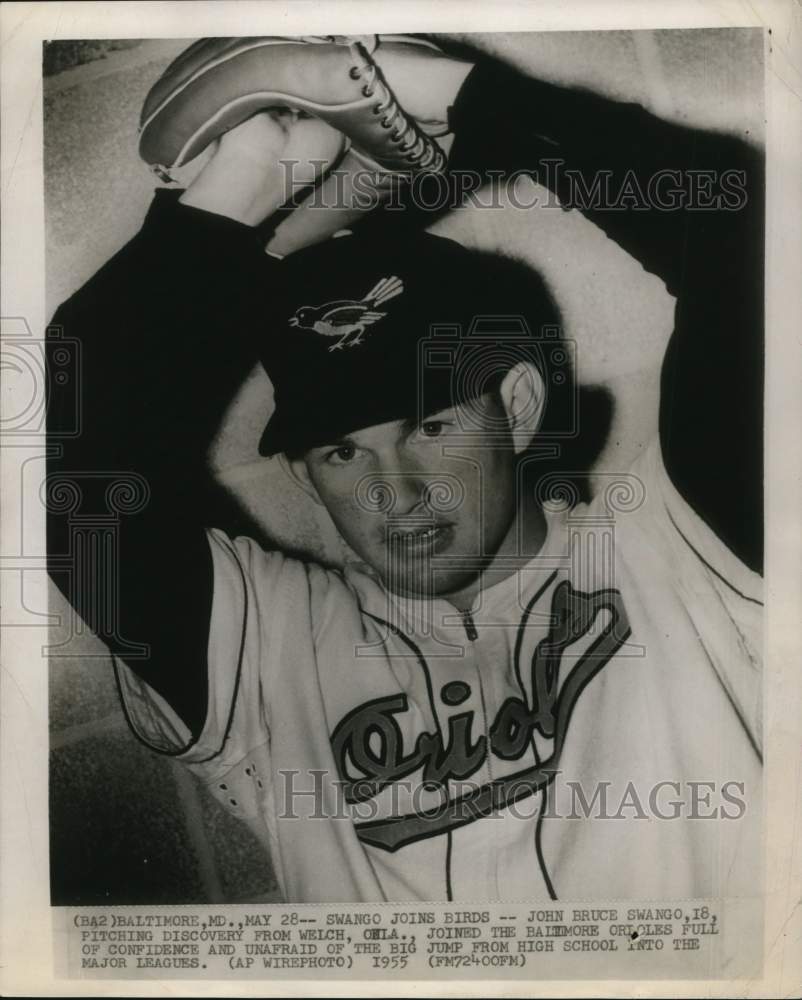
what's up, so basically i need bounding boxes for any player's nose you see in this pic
[373,451,430,516]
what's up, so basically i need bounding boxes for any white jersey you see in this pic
[116,439,762,903]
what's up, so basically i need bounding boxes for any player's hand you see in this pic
[180,111,345,226]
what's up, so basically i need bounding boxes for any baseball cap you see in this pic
[258,229,559,457]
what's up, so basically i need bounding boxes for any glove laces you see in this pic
[343,38,445,173]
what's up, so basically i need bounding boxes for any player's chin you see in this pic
[378,546,484,599]
[383,563,481,600]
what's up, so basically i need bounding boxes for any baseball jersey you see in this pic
[115,437,762,903]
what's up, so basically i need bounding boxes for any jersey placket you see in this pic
[419,603,492,899]
[457,589,556,902]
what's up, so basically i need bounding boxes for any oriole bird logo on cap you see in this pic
[288,276,404,351]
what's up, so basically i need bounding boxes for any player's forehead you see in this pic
[304,392,501,455]
[306,415,415,455]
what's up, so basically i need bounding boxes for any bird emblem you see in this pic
[287,276,404,351]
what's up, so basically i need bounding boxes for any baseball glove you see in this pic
[139,35,457,255]
[139,34,450,180]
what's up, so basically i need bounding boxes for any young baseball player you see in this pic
[47,35,763,902]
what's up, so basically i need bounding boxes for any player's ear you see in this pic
[498,361,546,454]
[279,453,323,505]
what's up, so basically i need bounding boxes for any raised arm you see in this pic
[47,114,342,736]
[408,37,763,571]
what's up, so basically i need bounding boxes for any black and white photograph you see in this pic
[2,1,801,995]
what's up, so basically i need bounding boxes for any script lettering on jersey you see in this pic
[331,581,631,851]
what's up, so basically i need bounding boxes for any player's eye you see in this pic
[326,444,358,466]
[419,420,447,438]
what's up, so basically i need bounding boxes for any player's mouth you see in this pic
[384,521,455,555]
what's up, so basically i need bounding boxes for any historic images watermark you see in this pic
[280,158,750,214]
[278,770,748,822]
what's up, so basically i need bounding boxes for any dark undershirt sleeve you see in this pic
[445,60,764,572]
[47,190,279,735]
